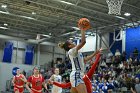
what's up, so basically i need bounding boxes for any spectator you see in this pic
[133,47,139,58]
[107,78,114,92]
[56,61,61,68]
[102,81,108,93]
[22,70,26,77]
[51,60,54,68]
[115,49,121,56]
[92,87,99,93]
[44,70,49,79]
[133,78,140,93]
[131,78,140,93]
[114,55,121,67]
[121,51,127,63]
[106,52,113,67]
[125,74,132,90]
[66,61,72,69]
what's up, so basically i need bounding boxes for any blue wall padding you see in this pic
[2,42,13,63]
[125,26,140,59]
[25,45,34,65]
[109,31,122,55]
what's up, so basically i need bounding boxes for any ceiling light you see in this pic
[49,33,52,35]
[1,5,7,8]
[32,12,36,15]
[60,0,74,5]
[0,11,9,14]
[91,33,94,36]
[60,31,77,36]
[4,23,8,26]
[115,16,125,20]
[0,26,8,29]
[124,12,131,16]
[72,27,80,30]
[42,34,51,38]
[20,15,35,20]
[69,37,73,40]
[36,34,40,40]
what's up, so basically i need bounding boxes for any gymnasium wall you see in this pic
[0,39,65,91]
[39,45,65,65]
[125,26,140,58]
[80,36,96,52]
[0,34,111,92]
[101,33,109,49]
[0,40,65,65]
[109,32,122,55]
[107,26,140,57]
[0,62,35,91]
[0,33,110,65]
[77,33,109,53]
[122,31,126,52]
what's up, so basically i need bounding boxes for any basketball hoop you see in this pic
[113,28,123,41]
[106,0,124,15]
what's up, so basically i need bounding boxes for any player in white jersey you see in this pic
[49,68,62,93]
[58,30,88,93]
[58,28,102,93]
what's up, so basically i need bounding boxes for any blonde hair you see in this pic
[58,41,71,51]
[58,42,64,49]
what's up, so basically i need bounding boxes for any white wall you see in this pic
[97,34,101,49]
[0,40,65,91]
[80,36,96,52]
[39,45,65,65]
[100,31,126,53]
[74,33,109,53]
[0,40,65,65]
[122,30,126,52]
[100,33,109,49]
[0,62,34,91]
[0,42,4,62]
[12,49,25,64]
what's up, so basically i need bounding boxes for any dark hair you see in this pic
[33,66,39,71]
[58,41,71,51]
[32,66,40,75]
[63,41,71,51]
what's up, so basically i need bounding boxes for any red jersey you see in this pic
[28,74,44,92]
[14,74,25,88]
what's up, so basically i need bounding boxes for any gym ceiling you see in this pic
[0,0,139,42]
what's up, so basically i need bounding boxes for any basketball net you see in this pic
[106,0,124,15]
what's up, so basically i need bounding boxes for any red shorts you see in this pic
[31,89,42,93]
[14,87,24,93]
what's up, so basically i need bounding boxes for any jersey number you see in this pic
[35,80,41,86]
[73,57,81,70]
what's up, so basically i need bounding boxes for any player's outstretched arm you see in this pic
[53,82,71,88]
[86,53,101,79]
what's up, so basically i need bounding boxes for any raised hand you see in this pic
[48,79,53,84]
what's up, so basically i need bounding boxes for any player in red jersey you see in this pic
[26,67,48,93]
[12,68,27,93]
[48,53,101,93]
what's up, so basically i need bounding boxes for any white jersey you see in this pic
[68,47,85,87]
[52,75,62,93]
[68,47,85,73]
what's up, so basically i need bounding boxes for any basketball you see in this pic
[78,18,91,31]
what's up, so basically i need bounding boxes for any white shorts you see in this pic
[51,87,62,93]
[70,71,85,87]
